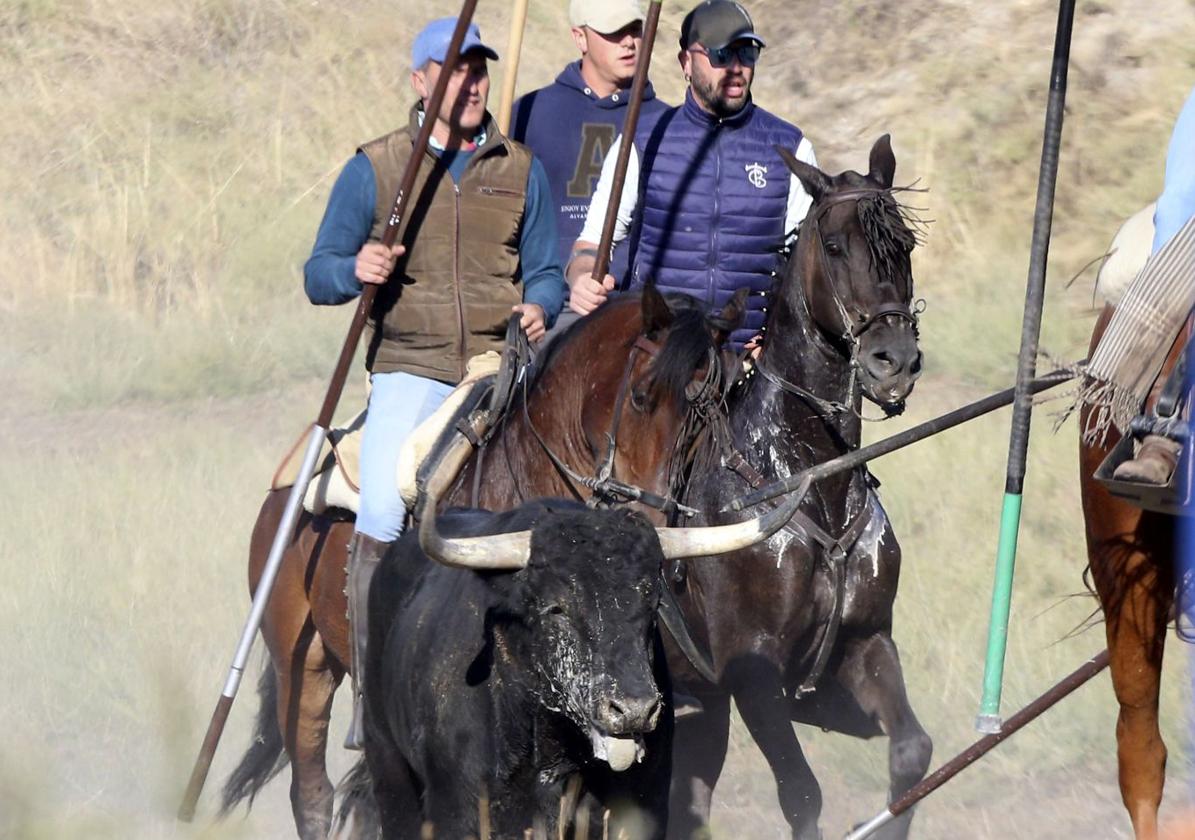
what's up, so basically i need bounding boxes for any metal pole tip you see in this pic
[975,713,1003,734]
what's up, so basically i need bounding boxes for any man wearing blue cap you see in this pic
[511,0,669,342]
[568,0,818,354]
[304,16,565,749]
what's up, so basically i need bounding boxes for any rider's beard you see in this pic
[690,70,751,119]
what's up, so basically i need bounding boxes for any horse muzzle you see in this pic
[858,331,923,409]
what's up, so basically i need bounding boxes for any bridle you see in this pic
[754,187,923,421]
[521,332,719,518]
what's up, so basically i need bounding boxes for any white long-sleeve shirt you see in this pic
[577,133,819,250]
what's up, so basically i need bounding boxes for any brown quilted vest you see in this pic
[360,105,531,383]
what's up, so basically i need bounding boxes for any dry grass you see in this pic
[3,0,1195,837]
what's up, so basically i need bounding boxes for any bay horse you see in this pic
[665,136,931,840]
[1079,303,1186,840]
[219,287,742,840]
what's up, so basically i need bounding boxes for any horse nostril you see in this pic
[868,350,898,375]
[910,352,924,377]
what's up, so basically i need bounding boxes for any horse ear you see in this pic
[641,281,674,337]
[868,134,896,189]
[721,288,749,331]
[705,288,748,346]
[775,144,829,204]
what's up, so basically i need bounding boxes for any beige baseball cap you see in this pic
[569,0,645,34]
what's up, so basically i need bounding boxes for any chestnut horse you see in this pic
[1079,304,1186,840]
[219,288,741,839]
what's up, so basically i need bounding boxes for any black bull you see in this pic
[340,493,799,839]
[356,502,672,839]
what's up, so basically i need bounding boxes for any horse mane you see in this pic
[856,190,921,290]
[643,293,722,408]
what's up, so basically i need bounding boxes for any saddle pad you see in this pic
[269,352,502,516]
[1096,202,1155,306]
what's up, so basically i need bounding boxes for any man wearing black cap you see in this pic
[567,0,818,354]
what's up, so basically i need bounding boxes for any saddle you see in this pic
[269,322,525,516]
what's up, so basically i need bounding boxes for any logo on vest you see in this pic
[745,163,768,189]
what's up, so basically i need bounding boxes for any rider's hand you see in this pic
[566,246,616,315]
[743,333,764,360]
[513,303,547,343]
[355,243,406,286]
[569,273,617,315]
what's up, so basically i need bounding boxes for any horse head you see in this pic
[540,284,744,517]
[776,135,923,411]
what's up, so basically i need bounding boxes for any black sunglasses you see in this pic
[689,43,761,68]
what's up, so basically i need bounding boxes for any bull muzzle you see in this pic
[596,691,662,735]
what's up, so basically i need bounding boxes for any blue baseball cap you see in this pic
[411,18,499,68]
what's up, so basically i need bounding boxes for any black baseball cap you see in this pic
[679,1,765,50]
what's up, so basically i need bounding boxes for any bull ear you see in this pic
[868,134,896,190]
[775,144,829,204]
[641,281,673,337]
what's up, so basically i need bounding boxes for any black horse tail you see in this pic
[218,663,286,817]
[333,757,381,839]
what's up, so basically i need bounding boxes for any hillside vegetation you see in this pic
[2,1,1194,838]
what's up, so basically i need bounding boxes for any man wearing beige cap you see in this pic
[512,0,669,340]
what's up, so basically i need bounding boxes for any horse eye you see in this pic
[543,604,565,617]
[630,388,650,412]
[825,241,844,257]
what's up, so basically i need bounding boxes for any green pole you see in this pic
[976,0,1075,734]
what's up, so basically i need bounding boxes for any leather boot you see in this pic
[1113,434,1182,486]
[344,532,389,751]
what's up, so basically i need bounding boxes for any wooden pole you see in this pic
[176,2,482,821]
[844,650,1109,839]
[592,0,662,282]
[496,0,530,135]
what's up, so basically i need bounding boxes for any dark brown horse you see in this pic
[664,137,931,840]
[1079,304,1186,840]
[219,288,742,839]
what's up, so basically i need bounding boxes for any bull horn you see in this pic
[417,427,531,570]
[655,480,807,560]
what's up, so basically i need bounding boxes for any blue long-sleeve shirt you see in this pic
[1153,85,1195,254]
[304,149,565,326]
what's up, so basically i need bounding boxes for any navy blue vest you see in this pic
[628,92,803,349]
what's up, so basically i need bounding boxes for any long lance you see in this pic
[495,0,530,135]
[593,0,662,282]
[976,0,1076,734]
[843,649,1109,840]
[176,3,481,821]
[720,367,1077,514]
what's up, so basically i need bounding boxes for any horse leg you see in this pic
[1088,526,1172,840]
[666,689,731,840]
[832,633,932,840]
[276,617,344,840]
[730,662,823,840]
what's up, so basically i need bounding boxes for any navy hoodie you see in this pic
[512,61,669,287]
